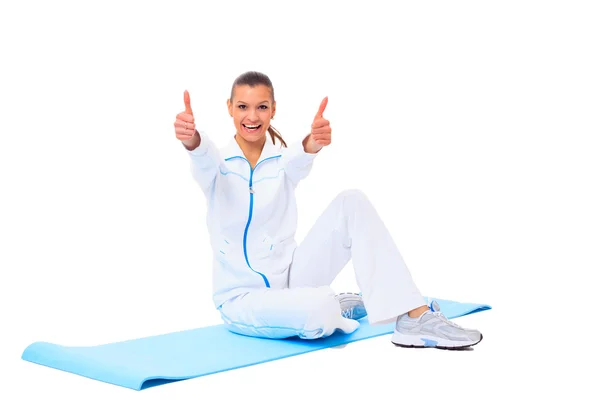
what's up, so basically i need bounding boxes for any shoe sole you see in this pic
[392,334,483,350]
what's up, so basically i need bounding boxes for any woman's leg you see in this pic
[218,286,360,339]
[288,189,427,324]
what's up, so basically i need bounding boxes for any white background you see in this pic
[1,0,599,398]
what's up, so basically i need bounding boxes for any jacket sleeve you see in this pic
[185,131,222,196]
[281,136,319,187]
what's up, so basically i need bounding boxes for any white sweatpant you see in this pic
[218,189,426,339]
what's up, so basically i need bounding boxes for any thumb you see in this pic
[314,96,328,119]
[184,90,193,115]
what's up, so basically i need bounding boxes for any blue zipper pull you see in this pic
[249,186,255,194]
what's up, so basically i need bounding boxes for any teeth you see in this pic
[244,124,259,128]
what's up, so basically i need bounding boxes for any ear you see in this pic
[271,100,276,119]
[227,98,233,117]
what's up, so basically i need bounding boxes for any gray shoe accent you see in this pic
[335,292,367,320]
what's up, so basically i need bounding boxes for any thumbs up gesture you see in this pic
[304,97,331,154]
[175,90,200,150]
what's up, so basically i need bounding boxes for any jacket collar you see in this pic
[223,134,283,163]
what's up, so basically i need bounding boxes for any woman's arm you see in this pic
[185,130,221,195]
[282,97,331,186]
[282,136,319,186]
[175,91,221,195]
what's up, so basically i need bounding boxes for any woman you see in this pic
[173,71,482,349]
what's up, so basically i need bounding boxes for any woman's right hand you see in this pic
[175,90,200,150]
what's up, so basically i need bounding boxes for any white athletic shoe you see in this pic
[335,292,368,320]
[391,300,483,349]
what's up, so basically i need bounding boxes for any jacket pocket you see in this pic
[256,234,279,259]
[216,235,232,262]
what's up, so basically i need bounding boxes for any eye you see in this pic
[237,105,246,109]
[259,105,268,110]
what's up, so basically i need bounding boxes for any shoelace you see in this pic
[432,311,461,328]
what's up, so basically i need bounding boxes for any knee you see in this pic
[335,188,370,204]
[338,188,367,200]
[335,189,371,213]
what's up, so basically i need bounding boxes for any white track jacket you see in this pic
[186,132,318,307]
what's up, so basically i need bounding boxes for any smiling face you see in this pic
[227,84,276,144]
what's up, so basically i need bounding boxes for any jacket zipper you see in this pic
[235,155,282,287]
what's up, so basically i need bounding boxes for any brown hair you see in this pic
[230,71,287,148]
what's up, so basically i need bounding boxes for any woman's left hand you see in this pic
[304,97,331,153]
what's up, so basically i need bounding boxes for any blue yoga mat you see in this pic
[22,297,490,390]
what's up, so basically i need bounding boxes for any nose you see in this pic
[248,109,259,122]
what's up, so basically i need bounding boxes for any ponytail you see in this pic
[268,125,287,148]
